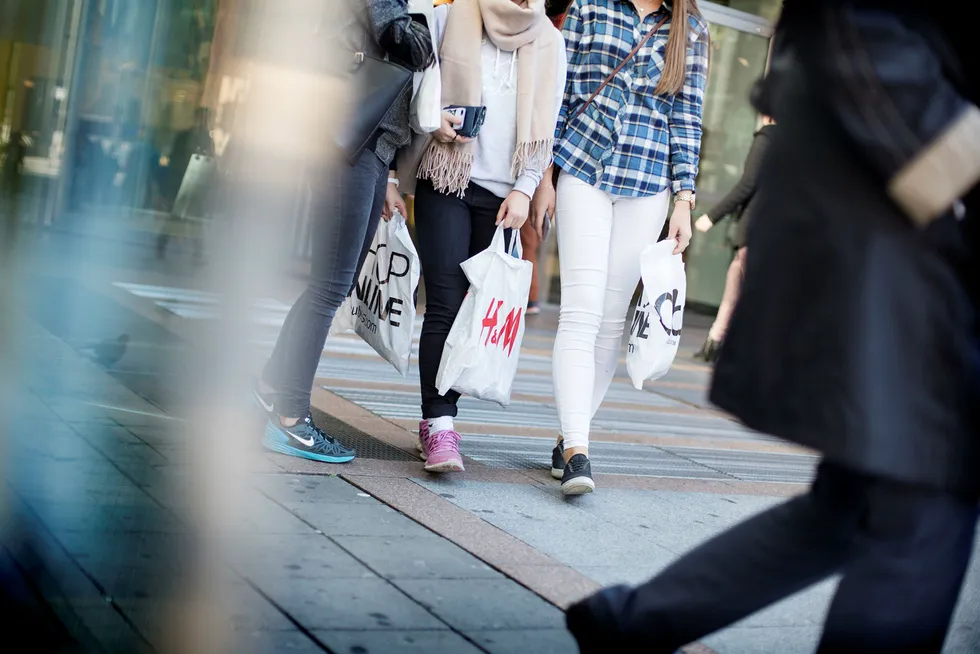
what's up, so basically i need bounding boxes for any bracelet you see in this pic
[388,177,399,188]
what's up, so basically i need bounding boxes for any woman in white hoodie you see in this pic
[407,0,566,473]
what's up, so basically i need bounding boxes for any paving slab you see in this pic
[260,577,446,631]
[391,578,567,631]
[332,535,501,581]
[468,629,579,654]
[312,629,485,654]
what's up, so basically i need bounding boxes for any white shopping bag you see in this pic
[330,213,420,376]
[626,239,687,389]
[408,0,441,133]
[436,226,533,406]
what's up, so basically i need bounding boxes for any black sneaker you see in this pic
[252,381,276,415]
[551,440,565,479]
[263,415,356,463]
[561,454,595,495]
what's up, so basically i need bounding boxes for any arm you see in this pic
[788,2,979,225]
[668,20,709,196]
[706,129,773,222]
[367,0,434,72]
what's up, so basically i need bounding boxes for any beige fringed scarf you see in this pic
[418,0,560,196]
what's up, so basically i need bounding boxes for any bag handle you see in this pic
[490,224,524,259]
[569,14,669,125]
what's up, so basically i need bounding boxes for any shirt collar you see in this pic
[618,0,672,14]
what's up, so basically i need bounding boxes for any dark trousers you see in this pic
[263,149,387,418]
[414,178,511,419]
[569,462,978,654]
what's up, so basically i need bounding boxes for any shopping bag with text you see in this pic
[436,226,532,406]
[626,239,687,389]
[330,213,420,376]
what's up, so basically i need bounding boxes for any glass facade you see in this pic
[684,15,772,308]
[1,0,222,230]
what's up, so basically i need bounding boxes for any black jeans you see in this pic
[568,462,979,654]
[414,178,511,419]
[263,149,388,418]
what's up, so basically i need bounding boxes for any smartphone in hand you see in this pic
[445,105,487,138]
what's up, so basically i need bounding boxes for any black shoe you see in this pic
[551,440,565,479]
[561,454,595,495]
[693,337,721,363]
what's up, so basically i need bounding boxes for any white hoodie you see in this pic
[433,5,567,199]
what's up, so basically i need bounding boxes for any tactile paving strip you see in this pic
[460,434,817,484]
[309,409,415,461]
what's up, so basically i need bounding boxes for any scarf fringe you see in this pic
[418,144,475,198]
[511,138,554,180]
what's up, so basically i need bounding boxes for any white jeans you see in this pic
[553,172,670,450]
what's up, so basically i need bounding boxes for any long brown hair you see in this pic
[654,0,703,96]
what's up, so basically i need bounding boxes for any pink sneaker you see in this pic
[420,428,464,473]
[416,421,429,461]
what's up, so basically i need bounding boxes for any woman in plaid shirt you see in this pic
[533,0,709,495]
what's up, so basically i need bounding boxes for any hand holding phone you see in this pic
[445,105,487,139]
[435,111,471,144]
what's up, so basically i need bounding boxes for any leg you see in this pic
[552,173,614,453]
[707,247,745,343]
[273,150,388,420]
[567,462,864,654]
[520,219,541,306]
[589,189,671,420]
[414,179,474,421]
[817,483,978,653]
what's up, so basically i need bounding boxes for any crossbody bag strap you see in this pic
[570,14,669,124]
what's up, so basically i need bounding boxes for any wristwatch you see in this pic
[674,190,695,210]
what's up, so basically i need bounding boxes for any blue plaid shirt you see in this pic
[554,0,709,198]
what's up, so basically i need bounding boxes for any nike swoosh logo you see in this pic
[253,390,274,413]
[286,429,315,447]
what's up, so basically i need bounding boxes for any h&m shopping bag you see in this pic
[330,213,420,376]
[436,226,533,406]
[626,239,687,389]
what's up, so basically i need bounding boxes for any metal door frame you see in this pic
[700,2,774,38]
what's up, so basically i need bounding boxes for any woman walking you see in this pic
[253,0,433,463]
[692,115,775,362]
[534,0,708,494]
[411,0,566,472]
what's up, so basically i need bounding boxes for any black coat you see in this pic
[710,1,980,497]
[706,124,775,249]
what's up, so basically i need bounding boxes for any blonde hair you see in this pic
[654,0,704,96]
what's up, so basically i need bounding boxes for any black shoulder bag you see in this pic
[334,1,414,163]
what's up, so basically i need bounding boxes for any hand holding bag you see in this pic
[626,239,687,389]
[436,227,533,406]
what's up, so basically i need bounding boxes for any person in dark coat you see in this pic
[692,117,776,362]
[565,1,979,652]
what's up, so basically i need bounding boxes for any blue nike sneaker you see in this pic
[262,415,356,463]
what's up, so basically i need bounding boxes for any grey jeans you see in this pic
[263,148,388,418]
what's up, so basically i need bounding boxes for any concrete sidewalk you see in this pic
[5,227,978,654]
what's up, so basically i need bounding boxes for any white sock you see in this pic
[428,416,454,434]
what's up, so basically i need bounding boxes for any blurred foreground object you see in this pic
[567,1,979,652]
